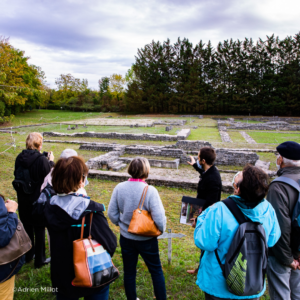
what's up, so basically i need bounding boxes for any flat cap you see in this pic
[277,141,300,160]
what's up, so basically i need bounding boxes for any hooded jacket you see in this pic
[194,197,281,299]
[44,193,117,298]
[14,149,54,225]
[0,196,25,282]
[193,164,222,210]
[267,166,300,265]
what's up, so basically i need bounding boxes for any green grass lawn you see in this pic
[0,111,275,300]
[7,123,180,136]
[228,131,247,143]
[2,110,104,127]
[187,127,222,142]
[247,131,300,144]
[42,135,177,146]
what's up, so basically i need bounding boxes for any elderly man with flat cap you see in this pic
[267,141,300,300]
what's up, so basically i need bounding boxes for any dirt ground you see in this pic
[148,166,234,182]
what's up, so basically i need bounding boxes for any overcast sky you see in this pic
[1,0,300,89]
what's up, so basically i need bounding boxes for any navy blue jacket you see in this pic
[0,196,25,282]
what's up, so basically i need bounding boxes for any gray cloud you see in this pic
[1,0,299,88]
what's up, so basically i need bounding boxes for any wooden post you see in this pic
[168,228,172,265]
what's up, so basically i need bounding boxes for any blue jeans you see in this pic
[267,256,300,300]
[56,285,109,300]
[120,235,167,300]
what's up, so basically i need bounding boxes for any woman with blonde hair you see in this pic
[108,157,167,300]
[13,132,54,268]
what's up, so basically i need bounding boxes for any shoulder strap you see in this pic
[271,177,300,192]
[222,198,248,224]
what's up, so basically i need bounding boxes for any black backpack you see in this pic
[12,154,42,194]
[32,183,56,226]
[271,177,300,253]
[215,198,268,296]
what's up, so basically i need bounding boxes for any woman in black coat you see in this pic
[44,156,117,300]
[13,132,54,268]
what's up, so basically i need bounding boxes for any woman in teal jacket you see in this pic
[194,165,281,300]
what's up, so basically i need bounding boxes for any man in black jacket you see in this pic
[187,147,222,274]
[13,132,54,268]
[188,147,222,210]
[266,141,300,299]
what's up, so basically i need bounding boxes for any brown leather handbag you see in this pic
[128,186,162,237]
[0,219,32,266]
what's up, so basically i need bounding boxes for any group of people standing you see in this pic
[0,131,299,300]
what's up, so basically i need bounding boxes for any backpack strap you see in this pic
[222,198,248,224]
[214,198,248,277]
[271,177,300,192]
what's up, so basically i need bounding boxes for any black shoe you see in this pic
[35,257,51,269]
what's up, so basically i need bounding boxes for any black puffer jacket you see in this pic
[193,164,222,210]
[44,195,117,298]
[14,149,54,225]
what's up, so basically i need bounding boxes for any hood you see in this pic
[237,199,271,224]
[50,194,91,220]
[45,194,105,231]
[17,149,42,168]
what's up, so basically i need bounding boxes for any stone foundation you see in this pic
[218,120,300,131]
[174,140,212,150]
[118,157,180,169]
[43,128,191,141]
[88,169,233,193]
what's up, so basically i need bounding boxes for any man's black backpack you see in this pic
[12,154,42,194]
[215,198,268,296]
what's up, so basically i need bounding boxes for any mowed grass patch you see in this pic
[10,124,180,136]
[42,135,177,146]
[228,131,247,143]
[187,127,221,142]
[247,131,300,144]
[4,110,103,127]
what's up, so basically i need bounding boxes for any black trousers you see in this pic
[23,222,46,266]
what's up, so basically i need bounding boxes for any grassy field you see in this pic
[247,131,300,144]
[6,123,180,136]
[227,131,247,143]
[2,110,103,127]
[0,110,277,300]
[187,127,222,142]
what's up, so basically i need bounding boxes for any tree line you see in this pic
[127,33,300,115]
[1,33,300,118]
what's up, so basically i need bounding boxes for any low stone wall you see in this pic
[86,151,123,169]
[218,120,300,131]
[181,149,258,166]
[88,169,233,193]
[153,120,187,126]
[119,157,180,169]
[43,129,191,141]
[175,140,212,151]
[218,126,232,143]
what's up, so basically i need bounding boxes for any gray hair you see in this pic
[282,156,300,167]
[60,149,78,159]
